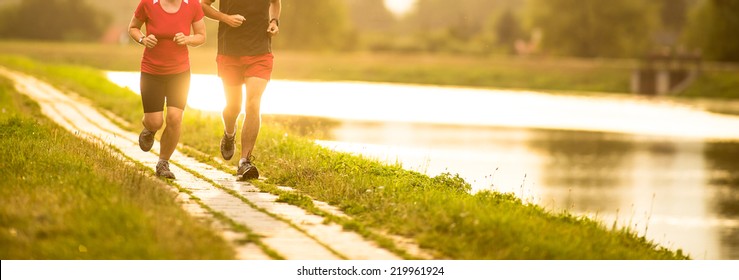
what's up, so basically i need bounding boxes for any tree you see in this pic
[402,0,524,53]
[0,0,111,41]
[652,0,690,47]
[683,0,739,61]
[660,0,689,32]
[495,8,522,48]
[276,0,355,51]
[526,0,657,58]
[406,0,521,32]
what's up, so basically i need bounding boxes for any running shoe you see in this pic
[156,160,176,179]
[139,128,155,152]
[221,132,235,160]
[237,160,259,181]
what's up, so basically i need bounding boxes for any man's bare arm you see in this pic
[267,0,281,37]
[201,0,244,27]
[269,0,281,21]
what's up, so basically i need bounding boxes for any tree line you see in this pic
[352,0,738,62]
[0,0,737,61]
[0,0,111,41]
[381,0,737,61]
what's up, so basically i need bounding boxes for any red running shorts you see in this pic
[216,53,274,85]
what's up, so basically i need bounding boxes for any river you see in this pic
[107,72,739,259]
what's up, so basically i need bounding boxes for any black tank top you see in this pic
[217,0,271,56]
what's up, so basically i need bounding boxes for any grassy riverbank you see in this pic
[1,40,738,99]
[0,55,689,259]
[0,75,235,259]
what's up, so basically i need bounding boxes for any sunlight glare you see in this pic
[384,0,416,16]
[107,71,226,112]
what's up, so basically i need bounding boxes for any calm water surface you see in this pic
[108,72,739,259]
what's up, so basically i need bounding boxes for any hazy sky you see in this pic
[384,0,416,15]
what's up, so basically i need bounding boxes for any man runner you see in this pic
[201,0,280,180]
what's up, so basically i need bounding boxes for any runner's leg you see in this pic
[141,72,165,132]
[159,107,184,160]
[222,84,243,135]
[240,77,268,159]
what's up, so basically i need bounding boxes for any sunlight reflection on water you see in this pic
[107,71,739,141]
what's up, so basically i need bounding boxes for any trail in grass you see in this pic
[0,67,409,260]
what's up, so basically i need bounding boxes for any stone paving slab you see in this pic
[1,67,408,260]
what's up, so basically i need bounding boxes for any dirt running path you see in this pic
[0,67,417,260]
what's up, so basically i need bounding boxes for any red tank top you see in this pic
[134,0,204,75]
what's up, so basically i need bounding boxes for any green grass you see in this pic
[681,69,739,99]
[0,56,690,259]
[272,52,635,93]
[0,76,235,259]
[254,128,685,259]
[1,40,737,99]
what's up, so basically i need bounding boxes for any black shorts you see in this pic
[140,70,190,113]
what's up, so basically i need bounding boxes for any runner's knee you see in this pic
[166,113,183,128]
[223,102,241,116]
[167,107,183,127]
[143,117,164,131]
[245,97,262,112]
